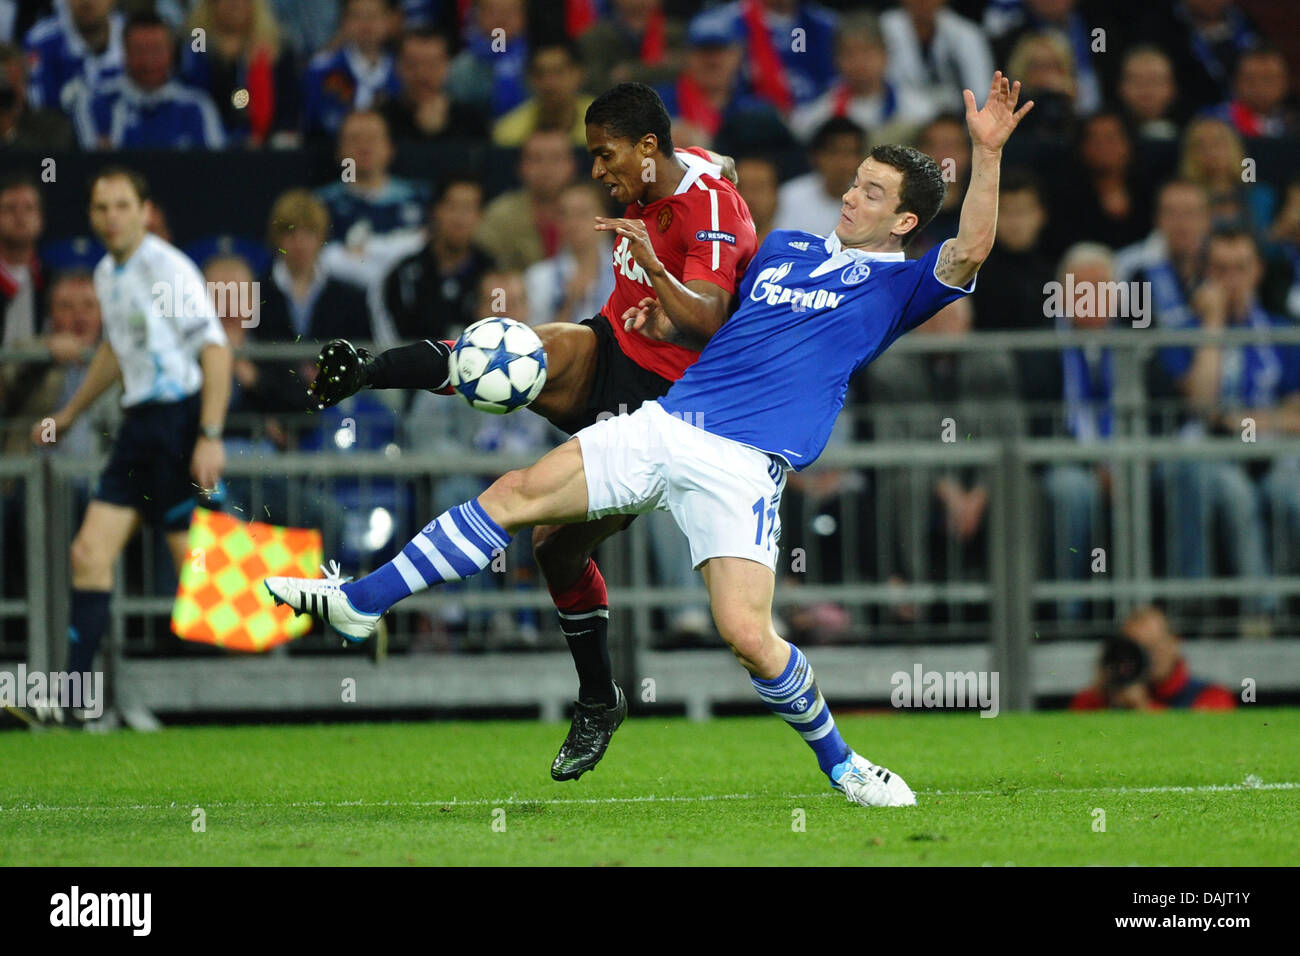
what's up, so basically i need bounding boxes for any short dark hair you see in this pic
[89,166,150,203]
[1157,177,1208,204]
[49,267,95,294]
[124,11,170,38]
[1000,167,1043,203]
[734,153,779,177]
[398,27,451,55]
[528,39,581,71]
[0,41,23,70]
[869,144,946,247]
[431,175,483,207]
[920,113,966,139]
[1207,222,1263,259]
[0,171,41,204]
[810,115,866,155]
[1236,44,1285,68]
[1079,109,1131,146]
[585,82,674,154]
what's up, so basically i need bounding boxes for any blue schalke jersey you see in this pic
[659,230,975,470]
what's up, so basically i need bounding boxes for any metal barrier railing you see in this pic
[2,434,1295,711]
[0,456,47,671]
[6,323,1300,713]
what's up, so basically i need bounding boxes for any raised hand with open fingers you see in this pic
[964,71,1034,152]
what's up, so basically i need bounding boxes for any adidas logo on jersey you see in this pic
[788,240,810,250]
[749,261,845,311]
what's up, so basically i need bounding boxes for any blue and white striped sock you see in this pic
[341,498,511,614]
[751,645,851,778]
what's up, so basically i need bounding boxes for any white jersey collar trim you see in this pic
[673,149,721,195]
[822,232,905,261]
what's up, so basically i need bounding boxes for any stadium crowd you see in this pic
[1,0,1298,649]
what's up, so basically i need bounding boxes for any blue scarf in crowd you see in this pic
[1061,339,1115,442]
[1219,305,1283,408]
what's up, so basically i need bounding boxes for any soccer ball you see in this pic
[448,316,548,414]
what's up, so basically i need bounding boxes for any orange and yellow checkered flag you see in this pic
[171,507,323,652]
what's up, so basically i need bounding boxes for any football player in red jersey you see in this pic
[309,82,757,780]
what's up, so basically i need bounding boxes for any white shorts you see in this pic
[575,400,788,572]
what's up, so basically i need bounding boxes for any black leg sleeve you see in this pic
[366,339,452,391]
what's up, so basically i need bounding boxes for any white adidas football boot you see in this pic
[830,752,917,807]
[264,561,380,643]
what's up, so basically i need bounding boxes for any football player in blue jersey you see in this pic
[268,74,1033,807]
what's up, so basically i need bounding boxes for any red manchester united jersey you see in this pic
[600,147,757,382]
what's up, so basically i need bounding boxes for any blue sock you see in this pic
[751,645,851,778]
[341,498,511,615]
[68,589,111,674]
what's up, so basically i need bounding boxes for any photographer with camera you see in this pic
[1071,606,1237,710]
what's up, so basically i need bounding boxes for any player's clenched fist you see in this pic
[307,338,374,410]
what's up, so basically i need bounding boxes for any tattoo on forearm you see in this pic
[936,242,957,281]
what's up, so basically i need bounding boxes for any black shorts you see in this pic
[94,393,203,531]
[552,314,675,435]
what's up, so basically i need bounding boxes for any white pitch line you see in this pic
[0,781,1295,814]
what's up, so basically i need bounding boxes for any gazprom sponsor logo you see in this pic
[749,261,844,311]
[695,229,736,244]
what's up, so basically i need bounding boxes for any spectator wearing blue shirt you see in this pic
[24,0,124,113]
[789,12,934,146]
[301,0,400,142]
[73,12,225,150]
[655,12,781,151]
[1203,46,1298,141]
[269,0,340,57]
[1159,226,1300,629]
[1117,180,1211,351]
[315,109,429,289]
[445,0,529,119]
[710,0,837,114]
[1267,176,1300,320]
[1040,244,1121,621]
[1141,0,1260,114]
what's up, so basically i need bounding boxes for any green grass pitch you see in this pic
[1,709,1296,866]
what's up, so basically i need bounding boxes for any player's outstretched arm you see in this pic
[937,72,1034,289]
